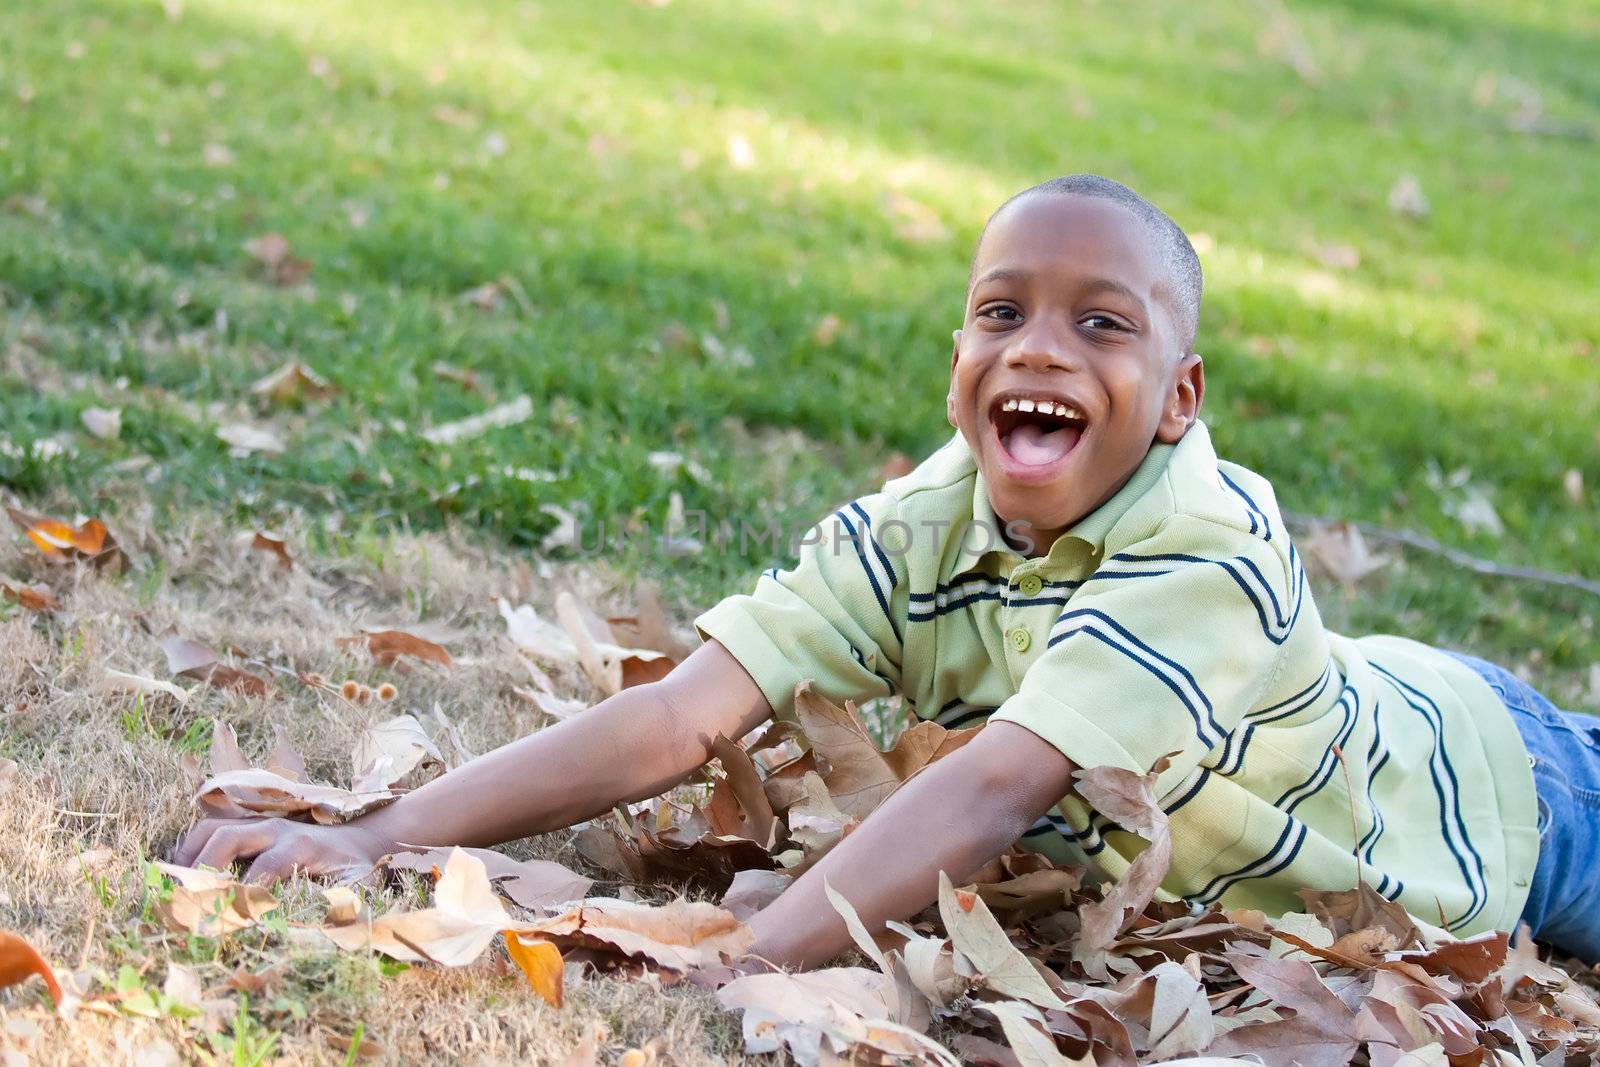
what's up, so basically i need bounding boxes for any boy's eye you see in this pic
[980,305,1020,322]
[1080,314,1125,331]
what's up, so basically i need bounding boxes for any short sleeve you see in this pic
[693,493,906,722]
[989,514,1293,794]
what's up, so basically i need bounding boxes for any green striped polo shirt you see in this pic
[694,420,1539,934]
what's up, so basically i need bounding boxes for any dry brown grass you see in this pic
[0,505,754,1065]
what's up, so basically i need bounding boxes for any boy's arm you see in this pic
[173,639,772,881]
[746,720,1076,971]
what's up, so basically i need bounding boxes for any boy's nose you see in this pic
[1005,320,1077,373]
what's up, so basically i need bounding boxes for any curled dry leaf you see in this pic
[100,671,188,703]
[1,579,59,612]
[937,872,1064,1010]
[250,361,335,406]
[323,847,512,965]
[383,846,592,911]
[351,714,445,791]
[1072,758,1172,977]
[197,768,396,826]
[1303,522,1391,588]
[554,591,674,696]
[248,531,293,569]
[505,935,563,1007]
[80,406,122,440]
[5,506,125,569]
[217,423,287,456]
[720,868,792,921]
[0,929,63,1008]
[792,681,976,820]
[338,629,452,669]
[243,233,312,286]
[153,864,279,936]
[718,967,958,1067]
[529,896,754,973]
[157,634,273,696]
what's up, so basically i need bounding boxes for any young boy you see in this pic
[175,175,1600,967]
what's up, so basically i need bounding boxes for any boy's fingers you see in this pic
[243,843,306,886]
[171,819,235,866]
[191,822,280,871]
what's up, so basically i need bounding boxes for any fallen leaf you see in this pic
[1,579,58,612]
[812,313,843,346]
[323,848,512,965]
[720,869,792,921]
[1387,173,1430,219]
[431,361,480,391]
[937,872,1063,1009]
[339,629,452,669]
[421,395,533,446]
[351,714,444,790]
[248,531,293,569]
[885,191,947,243]
[157,635,273,696]
[1072,759,1173,976]
[1303,522,1391,588]
[717,966,958,1066]
[0,930,62,1008]
[153,864,278,936]
[458,281,502,310]
[250,361,335,406]
[504,934,563,1007]
[1298,883,1421,947]
[383,846,591,911]
[197,768,395,826]
[792,682,975,820]
[217,423,287,456]
[554,591,673,696]
[555,1023,605,1067]
[101,668,190,704]
[880,452,916,481]
[5,507,124,568]
[529,896,754,972]
[977,1000,1085,1066]
[1562,468,1584,506]
[243,233,312,286]
[80,406,121,440]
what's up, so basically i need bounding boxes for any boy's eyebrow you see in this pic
[1079,278,1148,312]
[972,267,1150,315]
[971,266,1031,289]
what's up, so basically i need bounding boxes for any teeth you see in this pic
[1017,399,1035,413]
[1002,399,1018,412]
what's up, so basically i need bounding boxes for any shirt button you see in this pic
[1007,627,1032,653]
[1017,574,1043,597]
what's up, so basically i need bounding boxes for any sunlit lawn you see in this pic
[1,0,1596,701]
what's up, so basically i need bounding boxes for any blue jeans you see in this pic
[1446,651,1600,962]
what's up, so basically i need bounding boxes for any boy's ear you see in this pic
[946,330,962,427]
[1155,352,1204,444]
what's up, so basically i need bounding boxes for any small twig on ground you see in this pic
[1284,512,1600,599]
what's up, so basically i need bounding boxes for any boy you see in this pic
[176,175,1600,967]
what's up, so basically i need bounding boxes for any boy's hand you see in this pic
[172,816,395,884]
[167,639,771,886]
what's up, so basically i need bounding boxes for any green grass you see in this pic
[1,0,1596,702]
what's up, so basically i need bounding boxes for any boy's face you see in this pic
[948,193,1203,553]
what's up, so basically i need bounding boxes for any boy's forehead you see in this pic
[971,193,1165,295]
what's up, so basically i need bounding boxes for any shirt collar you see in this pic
[951,423,1195,577]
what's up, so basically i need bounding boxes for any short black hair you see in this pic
[970,174,1203,352]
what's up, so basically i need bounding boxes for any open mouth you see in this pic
[988,394,1088,471]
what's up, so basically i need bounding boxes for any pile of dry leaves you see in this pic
[4,506,1600,1065]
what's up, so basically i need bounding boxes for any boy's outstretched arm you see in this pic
[172,639,772,882]
[747,720,1077,971]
